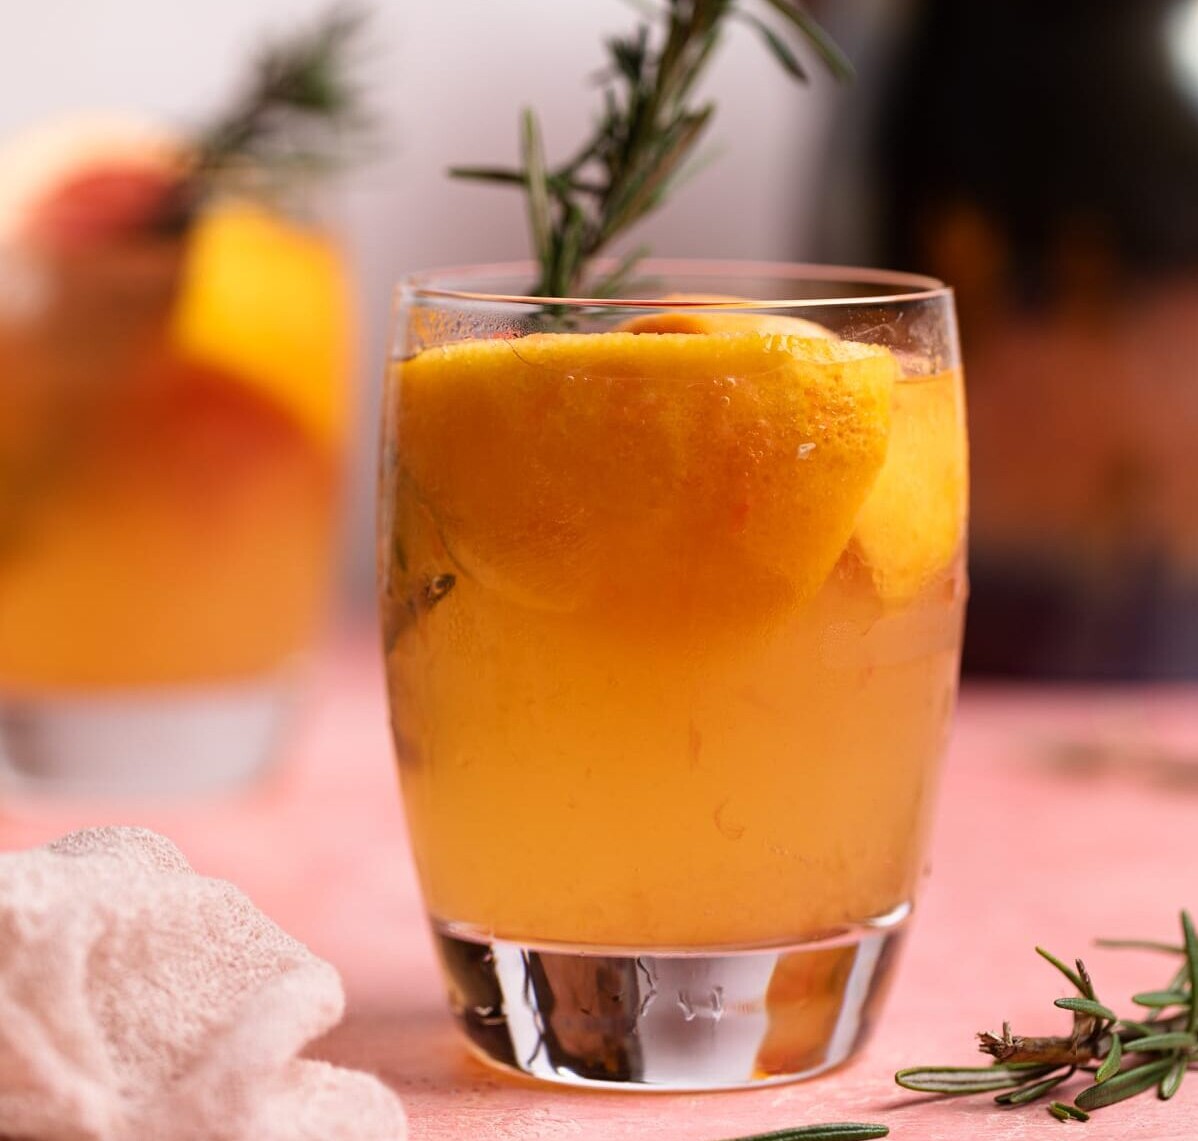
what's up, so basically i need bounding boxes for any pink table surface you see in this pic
[2,635,1196,1140]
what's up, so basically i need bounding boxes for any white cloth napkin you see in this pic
[0,826,406,1141]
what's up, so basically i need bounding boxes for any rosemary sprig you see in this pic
[717,1126,888,1141]
[896,910,1198,1123]
[195,4,369,179]
[451,0,851,298]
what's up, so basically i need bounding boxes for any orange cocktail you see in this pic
[380,264,966,1088]
[0,121,353,793]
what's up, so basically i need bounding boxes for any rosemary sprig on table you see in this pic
[896,910,1198,1123]
[451,0,851,298]
[719,1125,888,1141]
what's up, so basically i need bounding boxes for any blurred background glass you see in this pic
[0,9,359,793]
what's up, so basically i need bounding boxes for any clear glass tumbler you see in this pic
[379,261,967,1089]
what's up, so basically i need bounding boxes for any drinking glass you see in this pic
[0,175,353,796]
[379,261,967,1089]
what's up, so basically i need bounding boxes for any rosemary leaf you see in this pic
[1075,1058,1175,1110]
[1096,939,1184,954]
[994,1068,1073,1106]
[1181,910,1198,1034]
[1048,1101,1090,1122]
[520,109,554,276]
[1132,990,1190,1009]
[1036,946,1088,994]
[896,1063,1056,1094]
[756,0,854,79]
[733,10,809,80]
[446,165,526,185]
[1121,1031,1196,1053]
[1160,1057,1187,1100]
[1095,1034,1122,1083]
[717,1127,888,1141]
[1054,996,1117,1022]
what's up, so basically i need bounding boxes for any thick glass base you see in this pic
[433,906,908,1090]
[0,671,298,797]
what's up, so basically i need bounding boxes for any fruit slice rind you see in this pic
[849,368,968,601]
[616,292,837,340]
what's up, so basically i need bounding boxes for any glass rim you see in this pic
[397,258,951,310]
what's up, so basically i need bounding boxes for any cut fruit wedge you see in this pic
[396,331,896,624]
[850,369,968,600]
[170,200,354,450]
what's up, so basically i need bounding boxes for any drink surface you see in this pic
[382,327,967,948]
[0,201,351,688]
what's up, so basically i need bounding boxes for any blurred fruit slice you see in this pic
[0,348,337,685]
[850,369,968,600]
[397,330,896,622]
[170,200,354,450]
[618,293,834,338]
[0,114,187,249]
